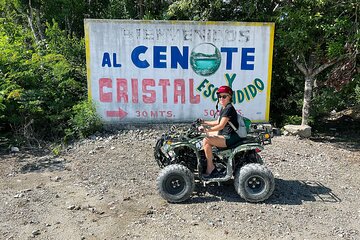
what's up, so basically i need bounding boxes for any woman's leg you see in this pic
[202,136,227,174]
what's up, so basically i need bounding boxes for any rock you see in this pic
[67,205,80,210]
[67,205,76,210]
[146,208,155,215]
[38,156,51,161]
[95,146,104,150]
[123,196,131,201]
[31,229,41,236]
[64,165,72,171]
[190,220,199,226]
[10,147,19,153]
[283,124,312,138]
[14,193,24,198]
[53,176,61,182]
[328,105,360,121]
[89,135,97,140]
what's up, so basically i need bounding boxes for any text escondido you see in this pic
[197,75,265,104]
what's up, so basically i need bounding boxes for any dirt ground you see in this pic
[1,128,360,240]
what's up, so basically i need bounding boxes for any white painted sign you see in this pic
[84,20,274,123]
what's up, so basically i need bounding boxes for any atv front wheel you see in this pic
[234,163,275,203]
[157,164,195,203]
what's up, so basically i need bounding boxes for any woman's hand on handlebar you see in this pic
[196,118,204,124]
[197,125,205,133]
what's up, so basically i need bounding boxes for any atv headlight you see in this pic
[264,133,271,139]
[161,141,173,153]
[161,144,169,152]
[168,150,175,158]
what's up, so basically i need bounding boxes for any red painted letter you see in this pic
[174,79,185,104]
[116,78,128,103]
[159,79,170,103]
[189,78,200,104]
[142,79,156,103]
[99,78,112,102]
[131,78,139,103]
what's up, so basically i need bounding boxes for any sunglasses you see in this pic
[218,95,230,99]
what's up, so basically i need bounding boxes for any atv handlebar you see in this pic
[166,121,271,145]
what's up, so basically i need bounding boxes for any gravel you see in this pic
[0,127,360,240]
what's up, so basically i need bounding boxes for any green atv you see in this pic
[154,120,275,203]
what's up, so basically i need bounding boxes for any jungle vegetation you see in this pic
[0,0,359,149]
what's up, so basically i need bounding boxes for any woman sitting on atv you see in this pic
[199,85,241,179]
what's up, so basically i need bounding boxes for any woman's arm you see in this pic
[203,119,218,126]
[204,117,229,132]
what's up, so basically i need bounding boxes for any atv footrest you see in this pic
[202,181,221,186]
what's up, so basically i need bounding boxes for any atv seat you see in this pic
[216,136,258,151]
[215,139,243,151]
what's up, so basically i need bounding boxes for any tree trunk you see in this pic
[27,14,39,43]
[137,0,144,19]
[26,0,45,44]
[26,0,40,44]
[301,75,313,125]
[293,55,339,126]
[35,9,45,41]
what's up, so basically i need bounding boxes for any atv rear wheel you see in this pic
[234,163,275,203]
[157,164,195,203]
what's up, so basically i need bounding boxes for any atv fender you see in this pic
[232,143,264,153]
[169,142,203,170]
[229,143,264,165]
[232,143,263,157]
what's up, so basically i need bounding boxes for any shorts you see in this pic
[223,132,242,148]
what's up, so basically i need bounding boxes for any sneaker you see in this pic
[203,168,219,180]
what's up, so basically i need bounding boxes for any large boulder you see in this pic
[329,105,360,121]
[283,125,312,138]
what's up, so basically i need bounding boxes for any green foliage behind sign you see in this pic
[0,0,359,147]
[0,16,99,145]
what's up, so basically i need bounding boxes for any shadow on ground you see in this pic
[186,178,340,205]
[19,156,68,173]
[311,117,360,152]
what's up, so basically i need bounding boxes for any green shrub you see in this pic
[50,143,62,156]
[311,74,360,119]
[283,115,302,125]
[67,100,102,139]
[0,18,89,143]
